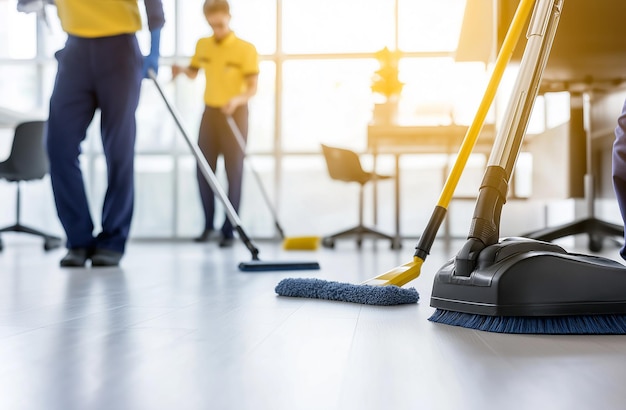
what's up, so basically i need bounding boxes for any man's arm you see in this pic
[144,0,165,30]
[16,0,54,13]
[142,0,165,78]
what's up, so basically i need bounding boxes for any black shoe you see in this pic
[91,248,123,267]
[218,237,235,248]
[194,229,213,243]
[60,248,90,267]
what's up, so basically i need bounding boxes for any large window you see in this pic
[282,0,395,54]
[398,58,491,126]
[0,1,37,59]
[0,0,569,240]
[398,0,466,52]
[282,59,377,152]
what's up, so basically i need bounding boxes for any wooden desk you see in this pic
[367,123,497,243]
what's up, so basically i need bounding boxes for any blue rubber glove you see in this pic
[142,28,161,79]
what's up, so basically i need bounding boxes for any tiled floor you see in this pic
[0,234,626,410]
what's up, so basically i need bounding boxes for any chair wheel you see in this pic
[44,237,62,251]
[322,237,335,248]
[391,239,402,250]
[588,235,603,253]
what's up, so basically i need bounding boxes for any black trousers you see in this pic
[196,105,248,238]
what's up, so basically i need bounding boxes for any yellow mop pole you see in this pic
[363,0,537,287]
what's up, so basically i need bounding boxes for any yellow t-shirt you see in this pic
[55,0,142,37]
[189,32,260,108]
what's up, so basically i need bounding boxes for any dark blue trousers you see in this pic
[46,34,143,253]
[197,105,248,238]
[613,97,626,259]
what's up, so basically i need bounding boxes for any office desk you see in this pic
[367,123,497,243]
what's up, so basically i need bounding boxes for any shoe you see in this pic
[218,237,235,248]
[194,229,213,243]
[91,248,123,267]
[60,248,90,267]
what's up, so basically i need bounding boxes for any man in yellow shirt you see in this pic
[45,0,165,267]
[173,0,259,247]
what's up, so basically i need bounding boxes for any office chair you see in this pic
[0,121,62,251]
[522,90,623,252]
[320,144,396,249]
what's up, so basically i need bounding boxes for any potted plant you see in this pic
[371,47,404,124]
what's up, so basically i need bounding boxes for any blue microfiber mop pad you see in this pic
[275,278,419,306]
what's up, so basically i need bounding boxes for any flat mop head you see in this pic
[239,260,320,272]
[282,236,321,251]
[429,237,626,334]
[275,278,419,306]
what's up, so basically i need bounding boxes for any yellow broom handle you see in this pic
[437,0,536,208]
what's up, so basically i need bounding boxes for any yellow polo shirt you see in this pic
[189,32,260,108]
[55,0,142,37]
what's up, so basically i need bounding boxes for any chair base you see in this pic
[322,224,400,249]
[522,217,624,252]
[0,223,63,251]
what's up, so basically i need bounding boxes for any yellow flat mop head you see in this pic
[282,236,321,251]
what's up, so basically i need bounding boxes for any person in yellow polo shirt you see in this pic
[45,0,165,267]
[172,0,259,247]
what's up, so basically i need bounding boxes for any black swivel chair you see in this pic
[320,144,396,249]
[0,121,62,251]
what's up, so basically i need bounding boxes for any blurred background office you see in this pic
[0,0,618,247]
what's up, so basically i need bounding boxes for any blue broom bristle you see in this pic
[275,278,419,306]
[429,309,626,334]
